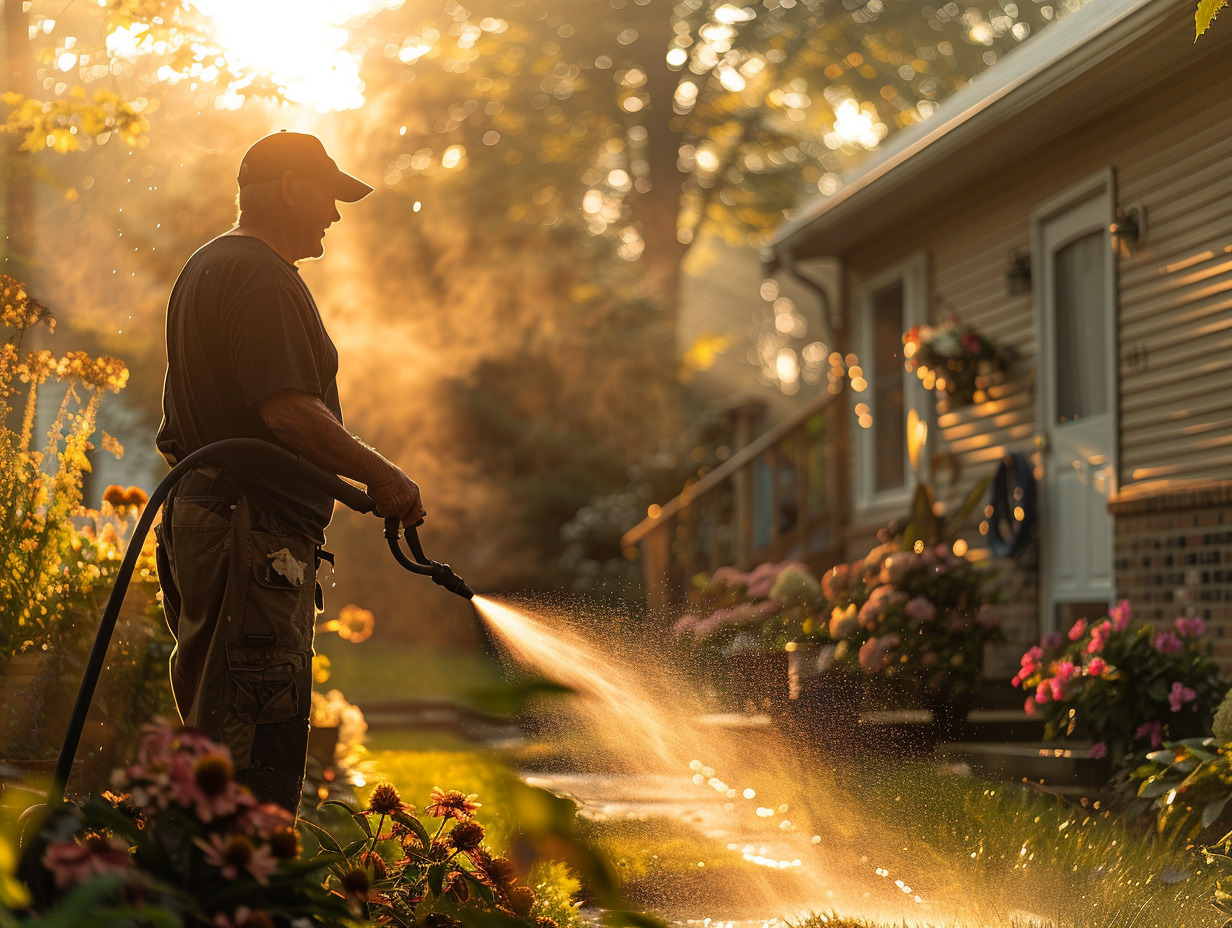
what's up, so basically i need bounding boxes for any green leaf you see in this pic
[1198,0,1228,37]
[297,818,343,854]
[951,472,994,531]
[394,810,432,848]
[427,862,448,897]
[462,869,496,905]
[1205,797,1231,829]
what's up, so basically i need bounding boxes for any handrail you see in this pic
[622,390,840,548]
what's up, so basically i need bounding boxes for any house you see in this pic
[623,0,1232,677]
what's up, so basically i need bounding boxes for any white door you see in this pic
[1034,179,1118,630]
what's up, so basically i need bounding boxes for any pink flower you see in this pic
[904,596,936,621]
[1041,632,1063,652]
[711,565,751,589]
[1035,680,1051,704]
[1067,618,1087,641]
[858,635,901,674]
[1020,646,1044,674]
[1089,742,1107,759]
[1169,681,1197,712]
[1049,676,1066,701]
[880,551,919,585]
[1155,631,1183,654]
[1110,599,1131,632]
[1176,615,1206,638]
[42,835,132,889]
[239,802,295,839]
[1023,696,1038,716]
[1054,661,1077,684]
[1135,720,1164,749]
[821,563,851,600]
[672,614,698,638]
[1086,656,1108,677]
[1086,621,1112,654]
[194,833,279,884]
[858,585,905,629]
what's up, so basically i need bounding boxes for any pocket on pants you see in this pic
[226,642,310,725]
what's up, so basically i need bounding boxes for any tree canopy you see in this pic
[2,0,1090,596]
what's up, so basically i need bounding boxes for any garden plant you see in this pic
[1011,600,1225,766]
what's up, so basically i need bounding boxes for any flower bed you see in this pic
[1011,601,1225,765]
[14,721,597,928]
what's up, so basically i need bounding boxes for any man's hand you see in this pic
[367,463,426,528]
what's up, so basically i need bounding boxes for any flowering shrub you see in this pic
[820,542,1000,707]
[902,315,1009,408]
[17,722,573,928]
[673,560,825,656]
[4,484,173,783]
[1011,601,1225,763]
[0,276,130,657]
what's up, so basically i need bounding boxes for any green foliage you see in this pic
[12,722,608,928]
[559,408,730,598]
[1133,737,1232,841]
[1012,603,1226,766]
[0,277,130,657]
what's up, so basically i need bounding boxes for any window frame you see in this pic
[851,253,931,514]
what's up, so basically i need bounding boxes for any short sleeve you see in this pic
[225,284,324,406]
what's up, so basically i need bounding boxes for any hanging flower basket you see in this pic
[903,316,1011,408]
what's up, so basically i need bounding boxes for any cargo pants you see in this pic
[154,466,317,813]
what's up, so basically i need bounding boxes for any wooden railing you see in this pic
[622,392,847,614]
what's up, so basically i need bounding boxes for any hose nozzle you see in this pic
[384,518,475,601]
[431,563,474,600]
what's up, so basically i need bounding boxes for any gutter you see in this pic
[767,0,1191,259]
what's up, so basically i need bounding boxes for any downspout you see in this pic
[759,246,843,353]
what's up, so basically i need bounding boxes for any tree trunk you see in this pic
[623,0,689,313]
[2,0,37,285]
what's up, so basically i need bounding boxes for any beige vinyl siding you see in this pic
[837,58,1232,495]
[1114,66,1232,485]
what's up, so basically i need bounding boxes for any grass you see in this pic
[315,640,503,705]
[787,756,1218,928]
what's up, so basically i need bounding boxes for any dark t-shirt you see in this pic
[156,235,343,543]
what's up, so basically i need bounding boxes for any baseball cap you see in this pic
[238,130,373,202]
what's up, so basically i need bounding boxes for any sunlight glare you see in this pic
[187,0,405,112]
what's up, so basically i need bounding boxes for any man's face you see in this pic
[288,176,341,261]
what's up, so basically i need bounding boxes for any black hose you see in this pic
[50,439,377,806]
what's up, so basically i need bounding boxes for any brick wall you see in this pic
[1112,480,1232,670]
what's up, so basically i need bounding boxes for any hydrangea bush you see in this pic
[672,560,825,657]
[820,542,1001,708]
[1011,601,1225,764]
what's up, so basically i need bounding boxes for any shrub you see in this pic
[1011,601,1225,765]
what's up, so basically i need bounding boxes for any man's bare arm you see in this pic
[255,388,424,526]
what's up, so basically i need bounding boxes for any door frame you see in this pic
[1029,168,1119,633]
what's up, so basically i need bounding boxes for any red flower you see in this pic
[424,787,481,821]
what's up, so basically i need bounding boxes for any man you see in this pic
[155,131,423,812]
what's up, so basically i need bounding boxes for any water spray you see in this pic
[48,438,475,806]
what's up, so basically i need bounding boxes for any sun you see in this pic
[187,0,403,112]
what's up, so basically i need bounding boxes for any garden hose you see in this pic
[50,438,473,806]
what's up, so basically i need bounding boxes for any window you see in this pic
[853,255,929,509]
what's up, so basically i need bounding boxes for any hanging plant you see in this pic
[903,316,1011,408]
